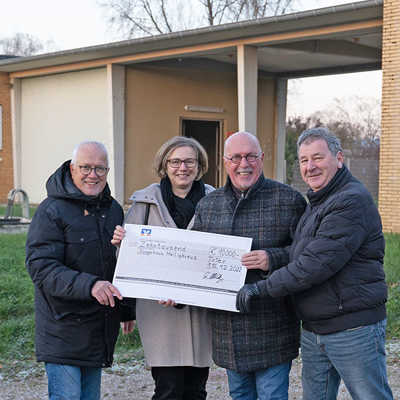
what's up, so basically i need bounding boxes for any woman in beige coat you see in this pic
[112,136,213,400]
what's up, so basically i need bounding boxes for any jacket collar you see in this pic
[307,165,351,207]
[46,160,112,206]
[224,173,265,200]
[130,182,214,204]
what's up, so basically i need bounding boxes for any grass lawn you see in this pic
[0,232,140,366]
[0,232,399,365]
[0,233,35,360]
[384,234,400,339]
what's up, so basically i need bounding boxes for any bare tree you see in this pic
[197,0,237,26]
[285,95,381,183]
[313,96,381,144]
[332,96,381,144]
[98,0,191,37]
[0,33,56,57]
[99,0,296,38]
[227,0,293,21]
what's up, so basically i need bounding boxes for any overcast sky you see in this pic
[0,0,381,116]
[0,0,367,50]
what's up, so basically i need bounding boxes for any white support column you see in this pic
[275,78,287,183]
[107,64,125,204]
[237,45,258,135]
[10,77,22,189]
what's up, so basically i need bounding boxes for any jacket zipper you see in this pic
[331,279,343,311]
[94,204,112,366]
[230,192,246,234]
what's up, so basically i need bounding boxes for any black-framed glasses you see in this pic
[224,153,262,164]
[78,165,109,177]
[167,158,198,168]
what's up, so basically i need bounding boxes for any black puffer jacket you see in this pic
[261,166,387,334]
[26,161,127,367]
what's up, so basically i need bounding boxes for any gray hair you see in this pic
[224,131,262,155]
[297,127,342,156]
[71,141,109,166]
[154,136,208,180]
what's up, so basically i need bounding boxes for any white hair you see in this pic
[71,141,109,166]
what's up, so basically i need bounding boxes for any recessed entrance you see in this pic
[182,119,222,188]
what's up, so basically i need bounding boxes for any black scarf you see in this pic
[160,176,206,229]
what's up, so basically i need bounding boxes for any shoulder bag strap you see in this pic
[143,203,150,225]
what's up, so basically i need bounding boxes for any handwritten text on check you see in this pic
[113,224,253,312]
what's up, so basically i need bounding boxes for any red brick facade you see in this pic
[379,0,400,232]
[0,72,13,203]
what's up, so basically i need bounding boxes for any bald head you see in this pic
[223,131,264,191]
[224,131,262,156]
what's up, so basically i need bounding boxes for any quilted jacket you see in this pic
[260,165,388,334]
[26,161,128,367]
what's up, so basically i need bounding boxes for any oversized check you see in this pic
[113,224,252,312]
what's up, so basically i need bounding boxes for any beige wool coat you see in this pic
[124,183,213,367]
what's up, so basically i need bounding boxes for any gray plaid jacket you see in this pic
[193,175,306,372]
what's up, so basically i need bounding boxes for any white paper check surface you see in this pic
[113,224,252,312]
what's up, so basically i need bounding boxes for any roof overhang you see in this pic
[0,0,382,79]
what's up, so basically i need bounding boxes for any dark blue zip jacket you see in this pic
[26,160,128,367]
[259,166,387,334]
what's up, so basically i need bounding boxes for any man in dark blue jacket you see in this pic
[237,128,393,400]
[26,141,134,400]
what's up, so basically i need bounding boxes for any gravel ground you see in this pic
[1,341,399,399]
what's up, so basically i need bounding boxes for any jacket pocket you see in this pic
[64,229,99,272]
[65,229,99,244]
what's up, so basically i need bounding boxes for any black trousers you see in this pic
[151,366,209,400]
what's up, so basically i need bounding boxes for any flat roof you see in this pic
[0,0,382,77]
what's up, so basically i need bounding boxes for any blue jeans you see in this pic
[301,319,393,400]
[226,361,291,400]
[45,363,102,400]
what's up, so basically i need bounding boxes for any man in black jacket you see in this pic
[237,128,393,400]
[26,141,134,400]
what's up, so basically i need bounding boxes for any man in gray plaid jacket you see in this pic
[193,131,306,400]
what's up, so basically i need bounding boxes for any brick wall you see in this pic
[0,72,13,203]
[379,0,400,232]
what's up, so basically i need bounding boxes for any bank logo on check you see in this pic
[141,228,152,236]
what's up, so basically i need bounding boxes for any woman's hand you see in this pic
[158,299,177,307]
[111,225,126,247]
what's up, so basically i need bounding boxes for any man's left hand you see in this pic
[91,280,122,307]
[121,320,136,334]
[236,283,261,313]
[241,250,269,271]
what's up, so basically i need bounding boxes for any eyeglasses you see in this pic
[78,165,109,177]
[167,158,198,168]
[224,153,262,164]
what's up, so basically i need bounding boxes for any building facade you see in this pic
[2,0,398,233]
